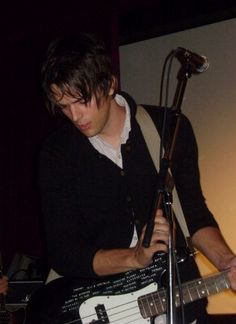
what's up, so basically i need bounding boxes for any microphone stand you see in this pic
[142,61,193,324]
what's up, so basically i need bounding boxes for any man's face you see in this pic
[52,85,114,138]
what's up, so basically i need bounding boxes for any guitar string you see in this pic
[65,316,147,324]
[63,298,150,323]
[64,293,162,324]
[64,310,150,324]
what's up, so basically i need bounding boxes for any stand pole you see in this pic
[143,62,193,324]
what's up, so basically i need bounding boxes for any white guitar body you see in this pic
[79,282,158,323]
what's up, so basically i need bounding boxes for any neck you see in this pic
[99,99,126,149]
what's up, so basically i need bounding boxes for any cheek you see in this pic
[92,107,105,121]
[98,110,109,126]
[62,110,72,120]
[89,100,110,125]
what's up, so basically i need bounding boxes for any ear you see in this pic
[108,76,118,96]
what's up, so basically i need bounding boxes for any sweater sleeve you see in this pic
[170,113,219,235]
[39,133,100,278]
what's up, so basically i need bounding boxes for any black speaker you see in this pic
[7,253,45,281]
[6,280,43,309]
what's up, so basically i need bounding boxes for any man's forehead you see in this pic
[51,84,82,103]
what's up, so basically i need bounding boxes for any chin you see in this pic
[82,129,97,137]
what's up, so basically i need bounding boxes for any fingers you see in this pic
[134,209,170,268]
[140,209,169,250]
[223,255,236,291]
[152,209,170,245]
[228,267,236,291]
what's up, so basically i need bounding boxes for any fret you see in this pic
[146,292,154,317]
[185,280,201,301]
[181,283,193,303]
[204,276,218,295]
[202,272,229,296]
[158,289,167,313]
[214,277,220,293]
[137,296,148,318]
[139,289,165,317]
[195,279,206,298]
[150,290,160,315]
[195,279,207,298]
[185,282,193,302]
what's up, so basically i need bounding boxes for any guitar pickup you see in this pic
[95,304,109,323]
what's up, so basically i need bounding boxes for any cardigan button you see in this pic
[126,145,131,151]
[126,195,132,202]
[120,170,125,176]
[135,219,141,226]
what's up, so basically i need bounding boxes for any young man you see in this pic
[39,34,236,323]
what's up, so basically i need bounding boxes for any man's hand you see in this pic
[93,209,170,276]
[192,226,236,292]
[224,256,236,291]
[133,209,170,268]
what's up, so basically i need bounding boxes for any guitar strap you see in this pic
[136,105,191,242]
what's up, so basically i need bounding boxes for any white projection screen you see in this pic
[119,18,236,314]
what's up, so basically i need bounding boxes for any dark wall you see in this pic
[0,1,119,273]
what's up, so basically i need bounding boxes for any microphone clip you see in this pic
[174,47,209,74]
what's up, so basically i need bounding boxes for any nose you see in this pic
[69,104,82,122]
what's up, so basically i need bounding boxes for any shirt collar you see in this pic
[89,93,131,145]
[114,94,131,144]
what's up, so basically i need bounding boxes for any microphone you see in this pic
[174,47,209,73]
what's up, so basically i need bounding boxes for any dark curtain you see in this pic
[0,1,120,276]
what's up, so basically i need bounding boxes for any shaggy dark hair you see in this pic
[41,33,115,114]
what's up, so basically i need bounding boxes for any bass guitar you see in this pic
[24,254,230,324]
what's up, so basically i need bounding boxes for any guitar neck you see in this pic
[138,270,230,319]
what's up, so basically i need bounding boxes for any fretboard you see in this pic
[138,270,230,319]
